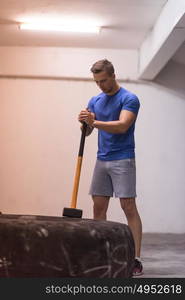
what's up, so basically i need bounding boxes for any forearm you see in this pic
[93,120,128,134]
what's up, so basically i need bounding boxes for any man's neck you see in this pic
[106,83,120,96]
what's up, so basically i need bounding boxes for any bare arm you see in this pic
[92,110,136,134]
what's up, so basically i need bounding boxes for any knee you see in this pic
[120,198,137,218]
[93,203,107,220]
[93,201,107,214]
[92,196,109,219]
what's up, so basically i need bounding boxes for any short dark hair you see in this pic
[90,59,115,75]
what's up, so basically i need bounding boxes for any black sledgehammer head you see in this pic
[63,207,82,218]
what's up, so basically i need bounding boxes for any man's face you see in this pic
[93,71,116,95]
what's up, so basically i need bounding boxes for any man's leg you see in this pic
[92,195,110,220]
[120,197,142,258]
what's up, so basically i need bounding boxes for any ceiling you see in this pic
[1,0,185,82]
[0,0,168,49]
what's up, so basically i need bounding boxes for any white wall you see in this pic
[0,46,138,80]
[0,78,97,217]
[0,47,185,233]
[155,59,185,96]
[125,82,185,233]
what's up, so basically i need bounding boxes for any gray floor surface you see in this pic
[138,233,185,278]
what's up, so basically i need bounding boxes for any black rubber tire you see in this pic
[0,214,135,278]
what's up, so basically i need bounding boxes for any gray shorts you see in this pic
[89,158,136,198]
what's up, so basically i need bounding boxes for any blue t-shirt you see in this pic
[87,87,140,161]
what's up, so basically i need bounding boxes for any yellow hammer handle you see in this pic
[70,156,83,208]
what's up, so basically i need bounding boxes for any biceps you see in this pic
[119,110,136,128]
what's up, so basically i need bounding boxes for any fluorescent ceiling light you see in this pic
[19,23,100,33]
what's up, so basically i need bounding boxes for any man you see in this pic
[78,59,143,276]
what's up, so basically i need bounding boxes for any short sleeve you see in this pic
[87,97,95,113]
[122,94,140,115]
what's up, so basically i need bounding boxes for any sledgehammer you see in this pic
[63,122,87,218]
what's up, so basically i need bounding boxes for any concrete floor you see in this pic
[139,233,185,278]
